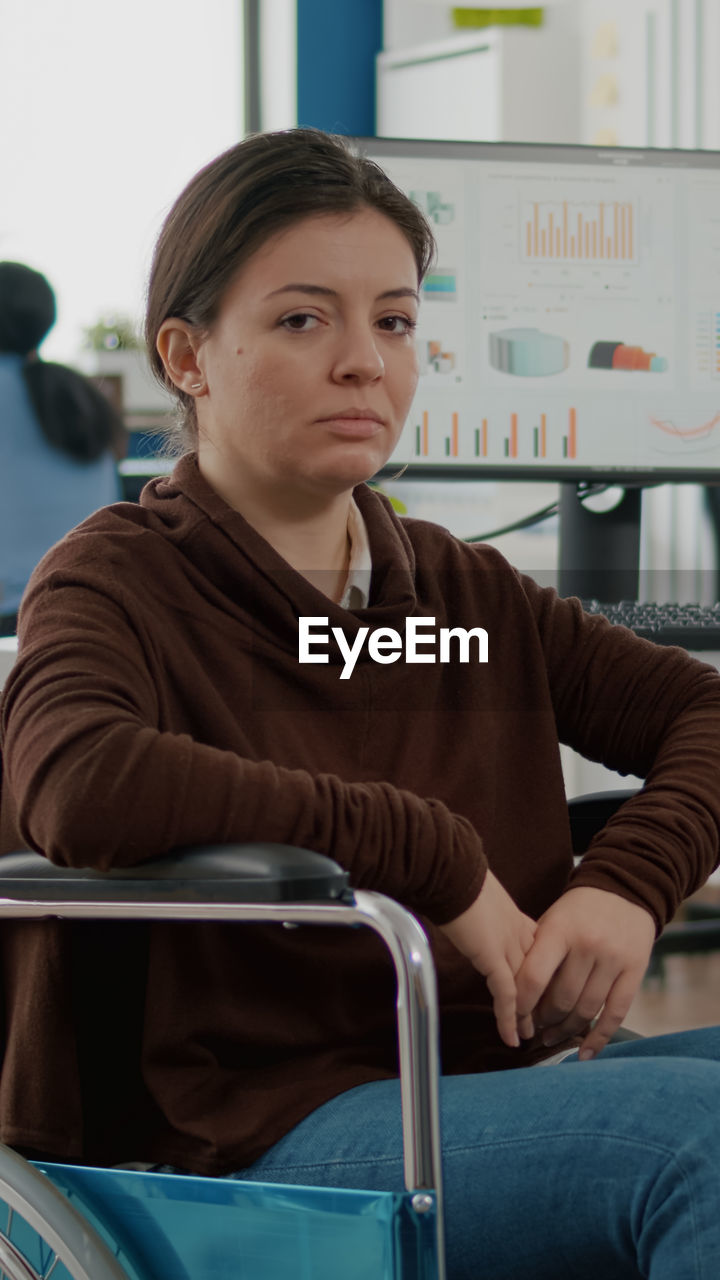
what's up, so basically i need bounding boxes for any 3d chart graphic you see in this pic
[422,339,456,374]
[489,327,570,376]
[410,190,455,225]
[588,341,668,372]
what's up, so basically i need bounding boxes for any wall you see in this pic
[260,0,383,136]
[296,0,382,134]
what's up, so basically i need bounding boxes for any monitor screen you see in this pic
[357,137,720,485]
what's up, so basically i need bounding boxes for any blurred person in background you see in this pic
[0,261,125,635]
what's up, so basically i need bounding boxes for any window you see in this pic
[0,0,244,361]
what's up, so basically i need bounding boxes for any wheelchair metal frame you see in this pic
[0,851,447,1279]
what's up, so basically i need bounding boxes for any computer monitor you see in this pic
[357,137,720,598]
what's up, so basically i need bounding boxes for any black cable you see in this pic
[464,483,620,544]
[465,499,559,543]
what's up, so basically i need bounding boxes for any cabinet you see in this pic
[376,26,580,144]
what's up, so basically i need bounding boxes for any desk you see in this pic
[118,458,174,503]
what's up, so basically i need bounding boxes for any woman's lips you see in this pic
[319,416,384,437]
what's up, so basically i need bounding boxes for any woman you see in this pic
[2,128,720,1278]
[0,261,124,634]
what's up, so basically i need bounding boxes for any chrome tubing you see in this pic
[0,888,446,1279]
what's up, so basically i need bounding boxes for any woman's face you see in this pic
[185,208,420,502]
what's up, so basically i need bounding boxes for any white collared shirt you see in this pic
[339,498,372,609]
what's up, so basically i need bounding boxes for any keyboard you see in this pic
[581,600,720,650]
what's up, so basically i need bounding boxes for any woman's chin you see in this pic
[310,465,386,495]
[309,442,398,491]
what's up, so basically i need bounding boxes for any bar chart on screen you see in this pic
[403,404,579,464]
[520,198,638,265]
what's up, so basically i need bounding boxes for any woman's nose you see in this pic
[331,326,384,382]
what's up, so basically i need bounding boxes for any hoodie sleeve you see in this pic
[520,574,720,932]
[1,569,486,926]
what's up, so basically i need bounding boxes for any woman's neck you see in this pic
[260,501,353,602]
[200,458,354,601]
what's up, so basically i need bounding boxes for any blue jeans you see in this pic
[235,1027,720,1279]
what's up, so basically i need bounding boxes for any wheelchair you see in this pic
[0,842,446,1280]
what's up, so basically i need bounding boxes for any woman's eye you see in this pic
[281,312,320,332]
[378,315,417,335]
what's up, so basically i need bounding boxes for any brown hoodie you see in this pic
[1,453,719,1173]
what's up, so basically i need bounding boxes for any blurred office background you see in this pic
[5,1,718,362]
[2,0,716,587]
[0,0,244,365]
[3,1,719,745]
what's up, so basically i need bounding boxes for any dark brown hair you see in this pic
[145,128,436,451]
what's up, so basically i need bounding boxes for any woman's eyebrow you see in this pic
[264,283,420,303]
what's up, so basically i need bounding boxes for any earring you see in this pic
[190,382,204,391]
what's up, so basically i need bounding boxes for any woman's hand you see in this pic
[440,870,537,1048]
[515,887,657,1059]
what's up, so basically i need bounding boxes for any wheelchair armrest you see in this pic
[0,845,351,905]
[569,788,639,855]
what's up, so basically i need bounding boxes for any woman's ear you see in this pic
[156,319,204,395]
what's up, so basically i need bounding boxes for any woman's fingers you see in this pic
[515,887,657,1052]
[534,955,598,1041]
[439,870,539,1048]
[515,928,569,1021]
[517,1011,536,1042]
[577,968,644,1060]
[491,929,538,1048]
[486,962,521,1048]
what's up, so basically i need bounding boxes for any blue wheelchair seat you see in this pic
[31,1162,437,1279]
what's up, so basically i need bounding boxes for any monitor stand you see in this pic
[557,484,642,603]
